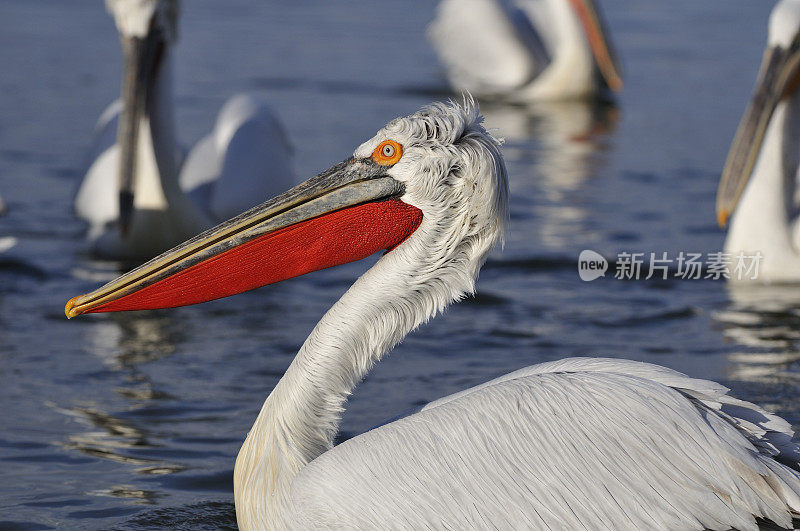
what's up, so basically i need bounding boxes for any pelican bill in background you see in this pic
[717,0,800,282]
[75,0,294,260]
[67,101,800,530]
[428,0,623,101]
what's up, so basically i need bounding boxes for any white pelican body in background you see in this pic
[717,0,800,282]
[68,102,800,530]
[75,0,293,260]
[428,0,623,101]
[0,238,14,254]
[0,190,15,253]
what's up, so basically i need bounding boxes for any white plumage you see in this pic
[428,0,622,101]
[179,94,293,222]
[105,0,178,39]
[292,358,800,530]
[0,191,13,253]
[0,237,14,254]
[718,0,800,282]
[226,101,800,530]
[76,0,294,259]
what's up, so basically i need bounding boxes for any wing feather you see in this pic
[289,358,800,530]
[180,93,295,221]
[74,101,122,227]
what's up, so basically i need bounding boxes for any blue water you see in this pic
[2,0,799,528]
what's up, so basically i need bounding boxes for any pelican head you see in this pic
[105,0,180,235]
[65,99,508,318]
[716,0,800,227]
[105,0,179,41]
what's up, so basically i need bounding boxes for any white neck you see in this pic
[725,92,800,280]
[519,0,597,99]
[121,47,210,256]
[134,48,180,210]
[233,216,490,529]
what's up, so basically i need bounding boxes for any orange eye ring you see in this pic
[371,140,403,166]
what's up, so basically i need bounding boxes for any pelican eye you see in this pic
[371,140,403,166]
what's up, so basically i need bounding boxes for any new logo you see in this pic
[578,250,608,281]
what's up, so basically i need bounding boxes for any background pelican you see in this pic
[0,190,14,253]
[428,0,623,101]
[0,236,14,255]
[75,0,294,260]
[717,0,800,282]
[67,101,800,530]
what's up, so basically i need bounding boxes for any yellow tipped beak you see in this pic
[717,42,800,227]
[65,297,79,319]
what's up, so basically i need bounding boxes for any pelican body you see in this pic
[76,0,294,260]
[717,0,800,282]
[0,190,14,253]
[428,0,623,101]
[68,101,800,530]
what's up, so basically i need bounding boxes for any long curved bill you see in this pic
[65,159,423,318]
[717,39,800,227]
[568,0,623,92]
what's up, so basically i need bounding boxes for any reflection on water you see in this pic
[56,311,187,493]
[88,485,164,506]
[483,100,618,250]
[716,285,800,383]
[55,400,186,474]
[82,313,181,371]
[482,99,618,146]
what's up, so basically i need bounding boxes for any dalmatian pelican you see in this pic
[0,191,14,253]
[428,0,623,101]
[75,0,293,259]
[67,101,800,530]
[717,0,800,282]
